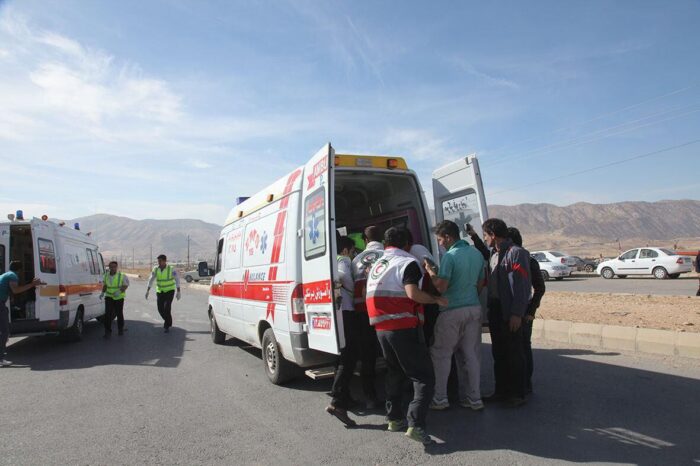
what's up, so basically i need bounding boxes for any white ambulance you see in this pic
[1,214,106,340]
[206,144,488,384]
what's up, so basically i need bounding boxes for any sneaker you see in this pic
[429,400,450,411]
[482,392,507,403]
[505,396,527,408]
[405,426,433,445]
[0,359,12,367]
[386,419,407,432]
[460,399,484,411]
[325,405,357,427]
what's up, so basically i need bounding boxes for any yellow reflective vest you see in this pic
[104,272,125,300]
[154,266,176,293]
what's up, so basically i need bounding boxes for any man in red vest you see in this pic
[366,227,447,445]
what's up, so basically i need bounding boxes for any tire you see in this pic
[555,277,564,281]
[618,275,627,279]
[541,270,550,281]
[653,267,668,280]
[63,308,84,342]
[584,264,595,273]
[669,273,680,279]
[185,275,193,283]
[601,268,615,279]
[209,310,226,344]
[261,328,295,385]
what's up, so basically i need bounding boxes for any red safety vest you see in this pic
[366,247,424,331]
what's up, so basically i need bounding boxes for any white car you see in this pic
[532,252,570,281]
[596,247,693,279]
[531,250,576,274]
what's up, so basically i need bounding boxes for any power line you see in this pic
[483,81,700,158]
[488,139,700,197]
[483,102,700,168]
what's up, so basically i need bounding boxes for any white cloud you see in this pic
[381,128,458,162]
[190,159,213,169]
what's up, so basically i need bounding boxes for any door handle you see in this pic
[79,292,92,297]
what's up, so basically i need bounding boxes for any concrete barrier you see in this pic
[533,319,700,359]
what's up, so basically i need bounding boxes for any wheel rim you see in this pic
[654,268,665,279]
[603,269,612,278]
[76,314,83,334]
[265,340,277,373]
[210,315,215,335]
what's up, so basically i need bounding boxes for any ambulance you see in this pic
[1,213,106,340]
[206,144,488,384]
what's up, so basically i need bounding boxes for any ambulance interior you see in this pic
[8,224,37,320]
[334,171,432,252]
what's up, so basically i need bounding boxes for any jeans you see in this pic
[104,297,125,334]
[488,309,526,399]
[0,301,9,359]
[357,312,379,400]
[377,327,434,428]
[156,291,175,328]
[430,306,482,404]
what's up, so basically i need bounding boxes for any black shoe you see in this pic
[164,327,169,333]
[118,329,124,336]
[482,393,507,403]
[325,405,357,427]
[505,397,527,408]
[103,333,111,339]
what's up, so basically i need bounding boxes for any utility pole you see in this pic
[132,247,135,270]
[187,234,190,270]
[149,244,153,268]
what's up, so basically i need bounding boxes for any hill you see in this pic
[488,200,700,257]
[68,214,221,264]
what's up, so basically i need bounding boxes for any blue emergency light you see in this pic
[16,210,24,220]
[236,197,250,205]
[74,223,80,230]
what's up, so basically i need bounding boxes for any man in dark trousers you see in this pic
[100,261,129,338]
[366,227,447,445]
[695,251,700,297]
[507,227,545,394]
[0,261,42,367]
[145,255,181,332]
[481,218,532,408]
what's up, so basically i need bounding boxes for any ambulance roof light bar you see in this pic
[16,210,24,221]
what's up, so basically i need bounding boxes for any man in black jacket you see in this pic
[507,227,545,394]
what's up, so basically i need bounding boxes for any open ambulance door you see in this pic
[432,154,489,239]
[31,219,59,320]
[0,223,8,274]
[300,143,344,355]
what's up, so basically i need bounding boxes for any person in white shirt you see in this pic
[326,236,361,426]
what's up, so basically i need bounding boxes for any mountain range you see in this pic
[68,199,700,263]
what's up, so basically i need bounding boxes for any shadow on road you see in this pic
[6,319,192,371]
[418,345,700,464]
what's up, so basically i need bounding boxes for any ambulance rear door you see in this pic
[31,219,60,320]
[300,143,344,354]
[432,154,489,239]
[0,223,8,274]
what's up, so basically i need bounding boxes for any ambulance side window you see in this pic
[86,249,97,274]
[98,253,105,273]
[224,229,243,270]
[215,238,224,274]
[304,188,326,260]
[38,238,57,274]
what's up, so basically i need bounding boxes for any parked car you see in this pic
[571,256,598,273]
[183,261,214,282]
[531,250,576,274]
[532,252,570,281]
[596,247,693,279]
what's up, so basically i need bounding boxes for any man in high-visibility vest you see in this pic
[100,261,129,338]
[145,254,181,333]
[366,227,447,445]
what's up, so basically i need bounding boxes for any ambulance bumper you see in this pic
[290,331,336,367]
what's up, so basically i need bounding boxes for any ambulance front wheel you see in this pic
[209,310,226,345]
[262,328,296,385]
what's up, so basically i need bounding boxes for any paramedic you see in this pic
[367,227,447,445]
[0,261,42,367]
[326,236,361,426]
[425,220,486,411]
[101,261,129,338]
[405,229,439,346]
[145,255,181,333]
[351,225,384,409]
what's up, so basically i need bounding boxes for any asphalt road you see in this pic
[545,272,700,296]
[2,279,699,465]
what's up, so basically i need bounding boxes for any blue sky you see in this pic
[1,0,699,224]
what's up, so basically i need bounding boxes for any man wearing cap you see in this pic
[146,255,181,333]
[100,261,129,338]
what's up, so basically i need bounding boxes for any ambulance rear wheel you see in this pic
[209,310,226,344]
[262,328,295,385]
[63,308,84,342]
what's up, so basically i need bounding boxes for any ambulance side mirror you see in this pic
[198,261,209,277]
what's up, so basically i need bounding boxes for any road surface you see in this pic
[1,279,699,465]
[546,273,699,296]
